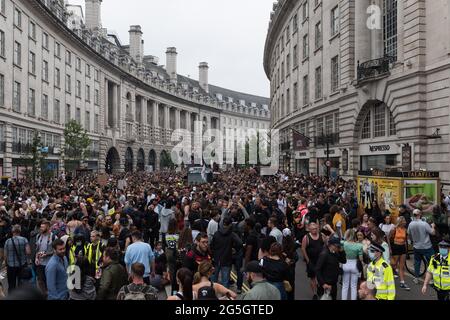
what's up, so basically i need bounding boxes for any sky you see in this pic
[68,0,274,97]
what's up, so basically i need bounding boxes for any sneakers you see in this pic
[413,278,420,285]
[400,282,411,291]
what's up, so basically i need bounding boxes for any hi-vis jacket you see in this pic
[367,257,396,300]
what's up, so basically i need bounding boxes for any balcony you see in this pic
[314,132,340,147]
[12,142,33,154]
[357,56,395,83]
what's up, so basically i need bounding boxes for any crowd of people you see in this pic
[0,168,449,301]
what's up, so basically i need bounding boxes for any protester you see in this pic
[97,248,128,300]
[45,239,69,300]
[117,262,158,300]
[240,261,281,300]
[167,268,193,300]
[4,225,31,292]
[124,231,155,284]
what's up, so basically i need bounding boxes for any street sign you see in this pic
[325,160,332,167]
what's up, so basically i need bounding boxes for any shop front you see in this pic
[359,142,400,171]
[294,151,310,175]
[317,148,341,178]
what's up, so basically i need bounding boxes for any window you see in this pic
[331,6,339,36]
[281,61,285,80]
[303,75,309,105]
[42,33,49,50]
[286,54,290,75]
[303,1,309,21]
[76,80,81,97]
[86,64,91,77]
[325,115,333,135]
[0,74,3,107]
[281,94,285,117]
[281,35,284,50]
[0,30,4,57]
[66,75,71,93]
[389,112,396,136]
[315,67,322,99]
[286,25,290,41]
[55,68,60,87]
[28,89,35,116]
[86,85,90,102]
[94,114,99,133]
[76,57,81,71]
[94,89,99,105]
[65,104,71,123]
[373,104,386,137]
[14,9,21,28]
[29,51,36,74]
[85,111,90,131]
[29,22,36,40]
[361,111,371,139]
[316,117,324,136]
[42,60,49,82]
[66,50,72,65]
[13,82,21,112]
[286,88,290,114]
[14,42,21,66]
[293,45,298,68]
[331,56,339,92]
[293,14,298,33]
[42,94,48,119]
[0,0,5,15]
[315,21,322,49]
[54,99,60,124]
[75,107,81,124]
[303,34,309,59]
[293,82,298,110]
[383,0,398,60]
[55,42,61,58]
[95,69,100,81]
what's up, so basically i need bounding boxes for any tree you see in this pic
[64,120,91,168]
[20,132,46,186]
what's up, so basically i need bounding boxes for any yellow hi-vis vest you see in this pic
[69,245,88,265]
[428,254,450,291]
[87,242,102,272]
[367,257,396,300]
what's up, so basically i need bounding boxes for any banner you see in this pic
[403,180,438,215]
[292,130,309,151]
[357,176,402,218]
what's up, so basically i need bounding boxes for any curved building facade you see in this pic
[0,0,270,177]
[264,0,450,190]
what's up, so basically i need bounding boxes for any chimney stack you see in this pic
[129,25,144,64]
[85,0,102,31]
[199,62,209,93]
[166,47,178,83]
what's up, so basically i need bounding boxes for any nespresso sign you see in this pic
[369,145,391,152]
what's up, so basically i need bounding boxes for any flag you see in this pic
[292,129,311,151]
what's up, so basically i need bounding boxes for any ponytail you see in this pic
[177,268,193,301]
[193,272,201,285]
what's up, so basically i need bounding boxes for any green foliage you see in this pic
[160,151,175,169]
[64,120,91,162]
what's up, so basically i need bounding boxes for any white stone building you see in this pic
[264,0,450,190]
[0,0,270,178]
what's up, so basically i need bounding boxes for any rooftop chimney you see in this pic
[199,62,209,94]
[129,25,144,64]
[166,47,178,83]
[85,0,102,31]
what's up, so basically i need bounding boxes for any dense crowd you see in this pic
[0,168,449,301]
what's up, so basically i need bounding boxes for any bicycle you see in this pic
[404,244,430,278]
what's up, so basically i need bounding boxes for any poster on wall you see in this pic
[357,176,402,218]
[403,180,439,215]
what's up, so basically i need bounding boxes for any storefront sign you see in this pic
[324,149,336,155]
[295,151,310,159]
[369,145,391,152]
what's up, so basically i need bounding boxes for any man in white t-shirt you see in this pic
[268,217,283,244]
[276,193,287,216]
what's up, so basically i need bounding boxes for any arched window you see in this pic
[360,104,396,140]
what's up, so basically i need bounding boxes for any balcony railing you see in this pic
[12,142,33,154]
[357,56,395,83]
[314,132,340,147]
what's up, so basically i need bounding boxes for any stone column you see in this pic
[112,83,118,129]
[185,111,191,132]
[164,105,170,130]
[3,123,12,177]
[175,108,181,130]
[104,80,109,129]
[153,101,159,128]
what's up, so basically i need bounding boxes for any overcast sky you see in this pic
[68,0,274,97]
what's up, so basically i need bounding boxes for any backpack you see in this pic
[122,285,152,301]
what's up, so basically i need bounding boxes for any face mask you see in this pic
[369,251,376,261]
[439,249,449,257]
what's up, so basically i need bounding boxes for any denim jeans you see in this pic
[413,247,435,278]
[212,265,231,288]
[231,251,243,290]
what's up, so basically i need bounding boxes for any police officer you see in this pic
[367,241,396,300]
[422,240,450,301]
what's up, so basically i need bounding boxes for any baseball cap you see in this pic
[282,228,292,237]
[246,261,263,273]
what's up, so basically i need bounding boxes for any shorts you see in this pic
[391,243,407,256]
